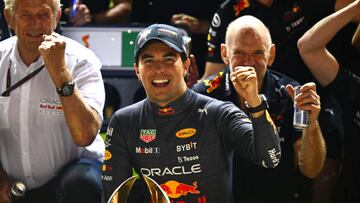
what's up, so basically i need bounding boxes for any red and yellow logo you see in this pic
[176,128,196,138]
[104,150,112,161]
[233,0,250,16]
[160,180,200,198]
[204,71,223,93]
[158,107,176,115]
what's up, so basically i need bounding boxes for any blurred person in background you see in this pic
[61,0,132,26]
[298,1,360,202]
[129,0,222,76]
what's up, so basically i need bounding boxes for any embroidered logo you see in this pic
[158,106,176,115]
[204,71,223,93]
[233,0,250,16]
[104,150,112,161]
[176,128,196,139]
[140,129,156,143]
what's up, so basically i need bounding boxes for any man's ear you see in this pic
[268,44,276,67]
[134,63,141,81]
[183,57,190,77]
[220,43,229,65]
[56,9,62,24]
[4,9,13,30]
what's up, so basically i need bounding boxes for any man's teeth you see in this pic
[153,79,169,84]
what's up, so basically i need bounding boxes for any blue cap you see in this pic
[134,24,187,62]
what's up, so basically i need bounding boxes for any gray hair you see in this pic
[3,0,62,16]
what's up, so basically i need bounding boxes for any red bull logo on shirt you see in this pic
[233,0,250,16]
[158,106,176,115]
[160,180,200,199]
[204,72,223,93]
[39,98,63,114]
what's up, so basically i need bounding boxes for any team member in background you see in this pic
[102,23,281,202]
[202,1,357,202]
[194,15,326,203]
[0,0,105,202]
[298,1,360,202]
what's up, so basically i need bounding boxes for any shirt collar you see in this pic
[147,89,194,117]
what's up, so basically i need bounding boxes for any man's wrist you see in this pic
[245,94,269,113]
[307,120,319,129]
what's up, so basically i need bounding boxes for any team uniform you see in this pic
[209,0,343,158]
[207,0,337,83]
[325,67,360,202]
[194,68,316,202]
[102,89,280,203]
[0,36,105,190]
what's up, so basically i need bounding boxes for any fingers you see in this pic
[189,54,198,72]
[230,66,259,101]
[230,66,257,88]
[186,54,199,88]
[292,83,321,120]
[171,13,185,22]
[171,13,196,26]
[286,84,295,99]
[38,34,66,53]
[293,83,319,105]
[71,4,91,26]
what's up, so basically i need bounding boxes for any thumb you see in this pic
[286,84,295,99]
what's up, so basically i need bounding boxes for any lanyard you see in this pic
[1,61,45,96]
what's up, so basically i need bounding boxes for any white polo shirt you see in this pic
[0,36,105,189]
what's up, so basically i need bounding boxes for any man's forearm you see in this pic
[93,3,131,23]
[299,0,360,53]
[298,121,326,178]
[60,90,102,147]
[54,68,102,147]
[252,111,281,168]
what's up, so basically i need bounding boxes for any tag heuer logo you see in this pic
[140,129,156,143]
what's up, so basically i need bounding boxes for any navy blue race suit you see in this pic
[102,89,280,202]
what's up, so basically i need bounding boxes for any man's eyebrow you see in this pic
[140,51,178,60]
[140,53,153,60]
[163,51,178,57]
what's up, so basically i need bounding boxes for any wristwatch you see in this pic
[57,81,75,96]
[245,94,269,113]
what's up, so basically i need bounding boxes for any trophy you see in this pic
[107,175,170,203]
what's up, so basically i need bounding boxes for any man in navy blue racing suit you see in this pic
[101,23,281,203]
[193,15,326,203]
